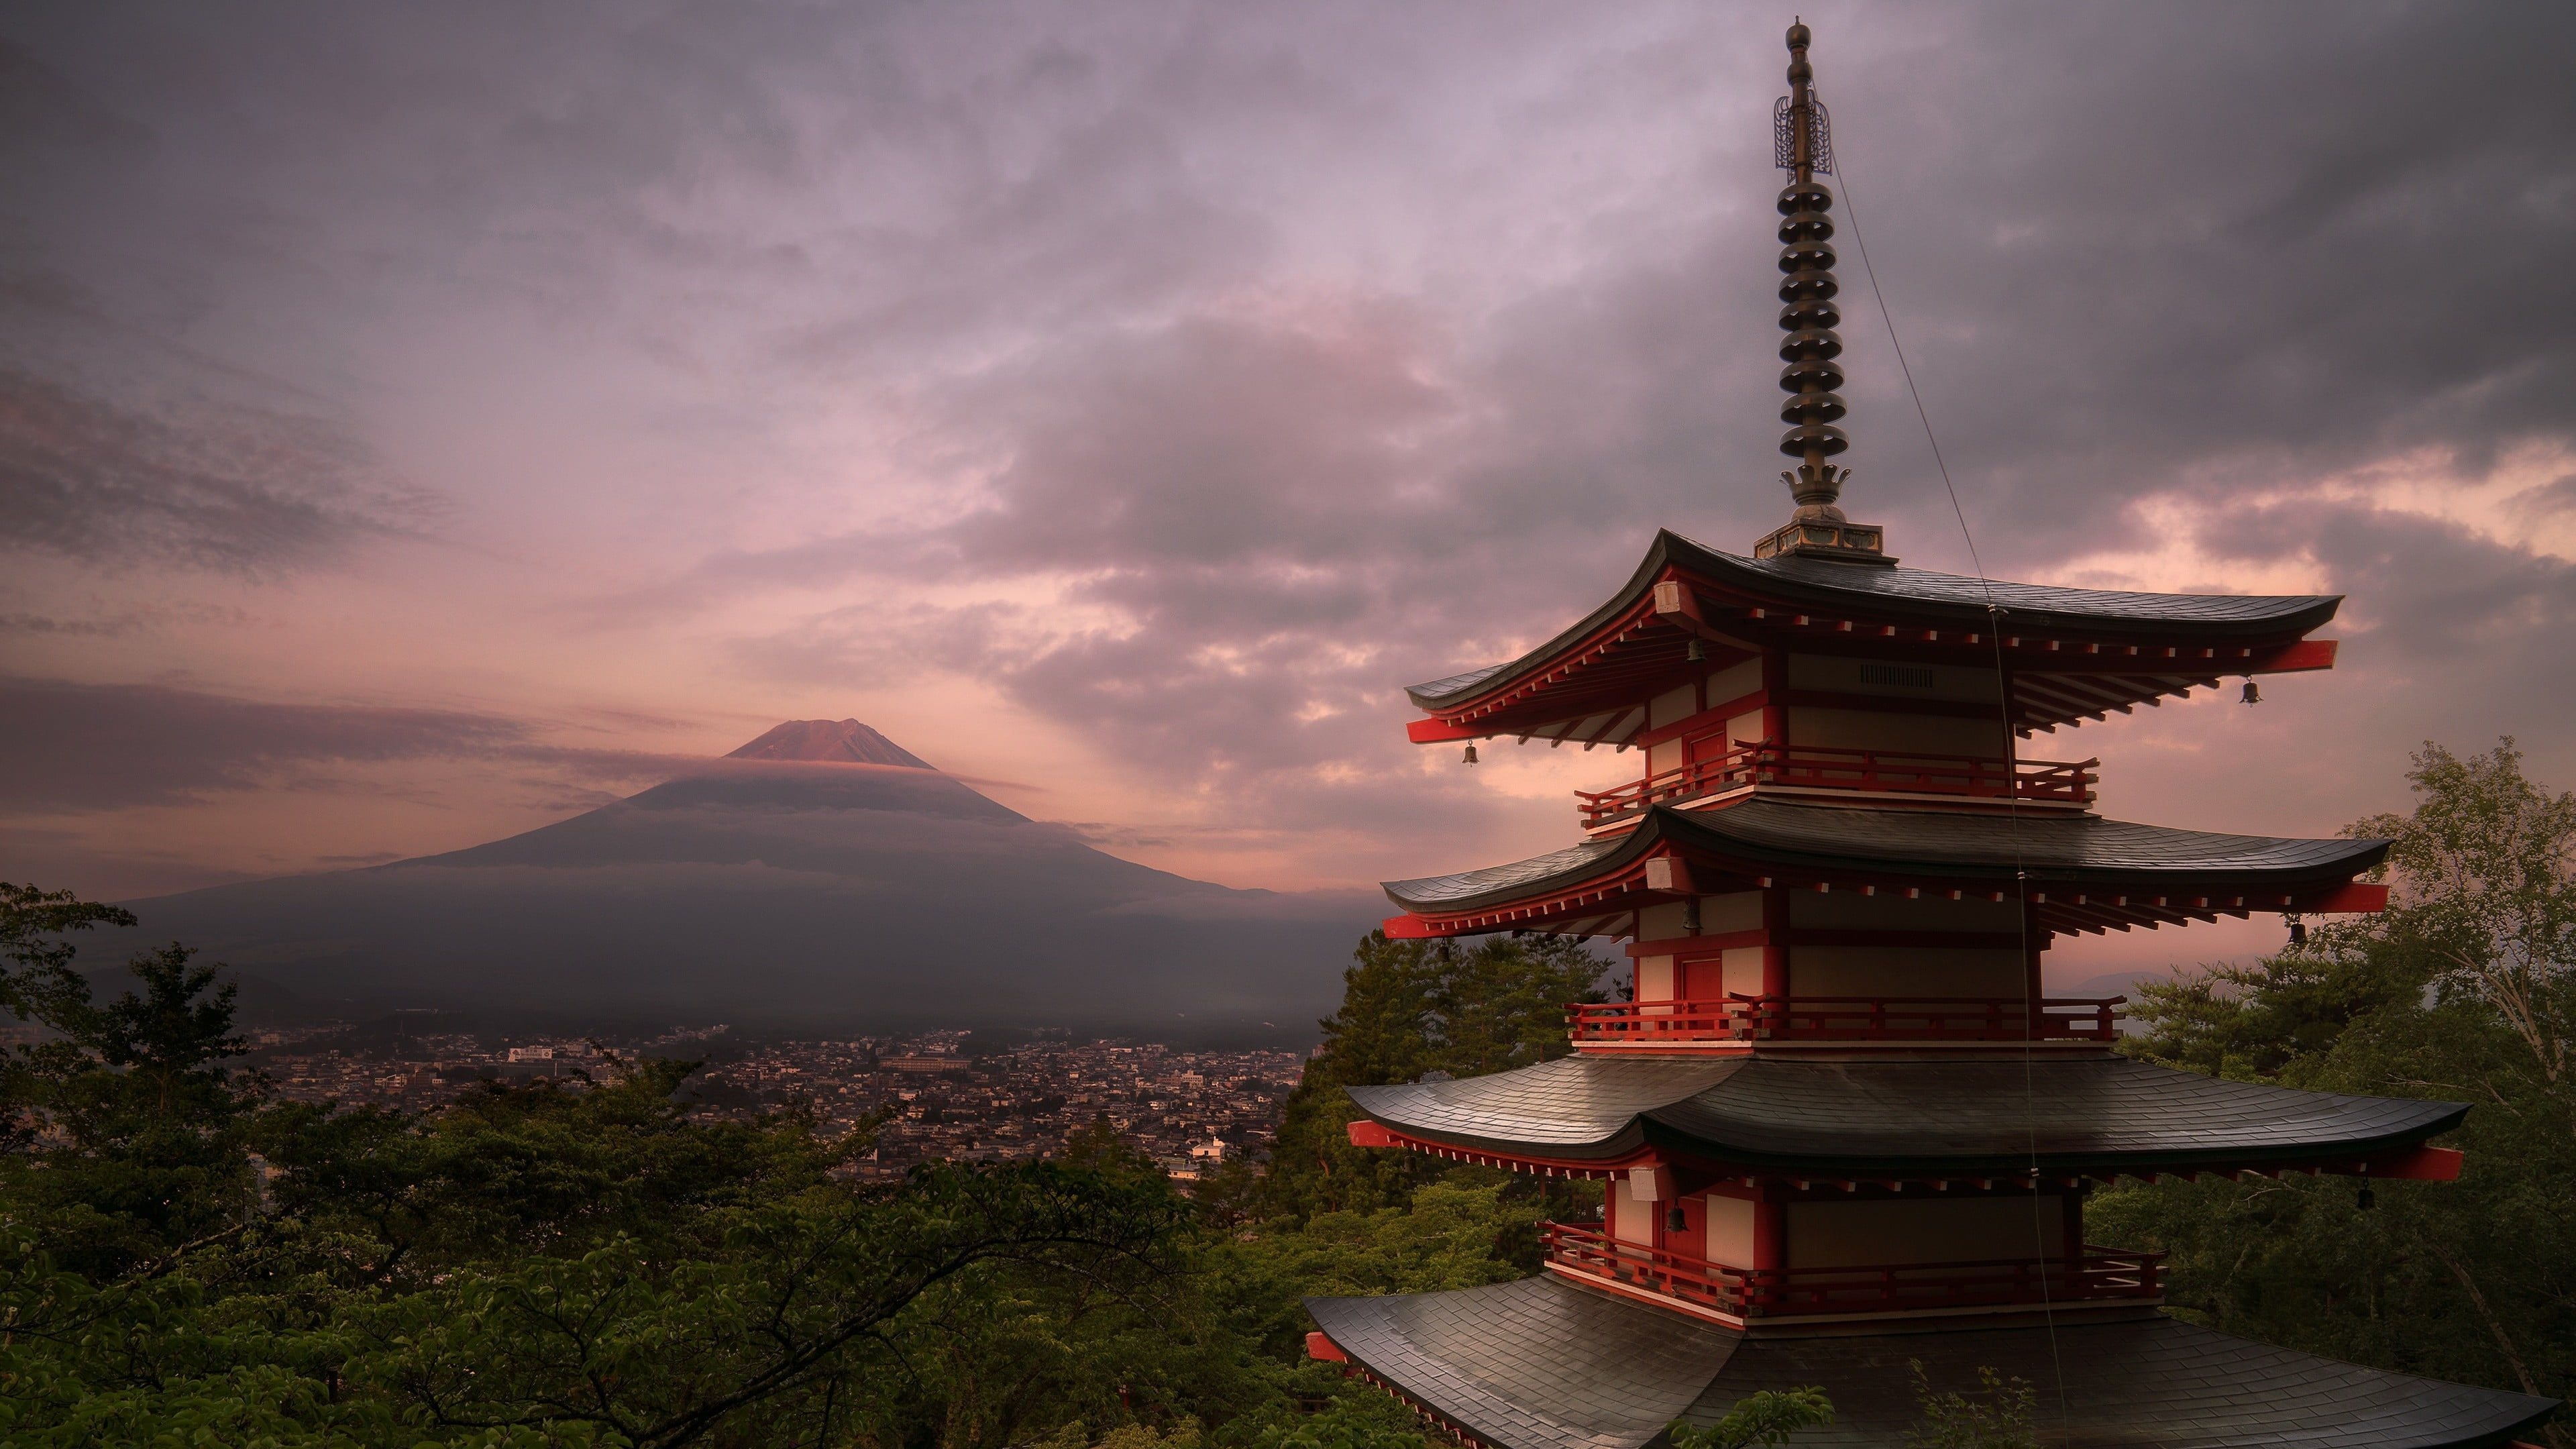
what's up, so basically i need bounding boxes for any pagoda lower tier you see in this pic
[1340,1055,2468,1336]
[1305,1275,2557,1449]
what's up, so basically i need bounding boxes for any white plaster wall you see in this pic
[1786,706,2009,759]
[1707,657,1762,705]
[1648,684,1697,729]
[1636,955,1675,1002]
[1610,1179,1654,1245]
[1784,1197,2066,1269]
[1700,890,1764,932]
[1789,945,2027,998]
[1705,1194,1757,1267]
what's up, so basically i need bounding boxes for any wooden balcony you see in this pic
[1566,995,2125,1046]
[1574,741,2097,829]
[1542,1222,2163,1320]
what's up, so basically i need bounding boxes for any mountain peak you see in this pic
[727,719,934,769]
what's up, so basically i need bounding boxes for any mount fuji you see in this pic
[109,721,1375,1041]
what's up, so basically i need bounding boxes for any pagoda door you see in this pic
[1683,727,1739,795]
[1680,952,1727,1004]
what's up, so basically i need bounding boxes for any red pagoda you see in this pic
[1301,23,2559,1449]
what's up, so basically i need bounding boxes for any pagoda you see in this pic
[1301,24,2559,1449]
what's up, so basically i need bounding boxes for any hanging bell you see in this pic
[1462,743,1479,765]
[2287,915,2307,947]
[1686,638,1707,663]
[1666,1205,1688,1233]
[2357,1183,2375,1211]
[2239,680,2261,705]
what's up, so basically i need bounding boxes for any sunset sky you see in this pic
[4,3,2571,981]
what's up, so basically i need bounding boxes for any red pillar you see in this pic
[2023,895,2047,1038]
[1760,646,1788,747]
[1762,885,1790,998]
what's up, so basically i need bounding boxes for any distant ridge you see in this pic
[727,718,933,769]
[109,720,1376,1042]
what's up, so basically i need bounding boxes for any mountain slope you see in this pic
[113,722,1373,1040]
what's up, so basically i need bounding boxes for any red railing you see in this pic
[1566,995,2125,1044]
[1542,1222,2163,1318]
[1575,742,2096,828]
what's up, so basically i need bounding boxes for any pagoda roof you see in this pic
[1307,1275,2557,1449]
[1344,1055,2461,1174]
[1403,531,2343,742]
[1381,797,2389,936]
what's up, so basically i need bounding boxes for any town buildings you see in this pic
[253,1025,1300,1179]
[1301,23,2559,1448]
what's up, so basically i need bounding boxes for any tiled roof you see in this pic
[1346,1055,2464,1172]
[1696,1311,2559,1448]
[1405,529,2341,710]
[1306,1276,1740,1449]
[1383,838,1629,911]
[1725,548,2335,625]
[1381,798,2390,913]
[1309,1274,2557,1449]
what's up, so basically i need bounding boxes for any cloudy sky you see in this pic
[3,1,2571,975]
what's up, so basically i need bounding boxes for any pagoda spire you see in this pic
[1754,19,1891,566]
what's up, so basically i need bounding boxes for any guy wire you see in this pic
[1833,146,2072,1430]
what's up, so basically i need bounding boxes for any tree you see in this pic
[2,933,260,1278]
[0,885,1223,1449]
[0,881,133,1026]
[1263,932,1605,1218]
[2099,741,2576,1434]
[2353,739,2576,1083]
[1670,1388,1835,1448]
[1903,1364,2034,1449]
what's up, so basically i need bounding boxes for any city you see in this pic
[248,1020,1309,1180]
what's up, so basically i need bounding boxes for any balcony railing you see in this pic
[1575,741,2097,829]
[1566,994,2125,1045]
[1542,1222,2163,1319]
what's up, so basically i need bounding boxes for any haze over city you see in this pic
[5,2,2573,990]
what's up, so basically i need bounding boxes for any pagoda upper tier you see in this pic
[1403,530,2339,745]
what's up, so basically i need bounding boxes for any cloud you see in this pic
[0,368,435,576]
[0,677,1043,818]
[0,678,539,810]
[713,1,2576,823]
[1,3,2571,896]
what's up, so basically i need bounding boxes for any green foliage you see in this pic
[1210,1179,1547,1360]
[0,888,1546,1448]
[1264,932,1605,1219]
[1901,1362,2034,1448]
[2102,739,2576,1419]
[4,935,262,1279]
[0,880,133,1025]
[1670,1386,1835,1448]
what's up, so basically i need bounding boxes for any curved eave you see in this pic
[1361,1104,2469,1177]
[1403,529,2344,739]
[1344,1057,2468,1177]
[1380,800,2392,936]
